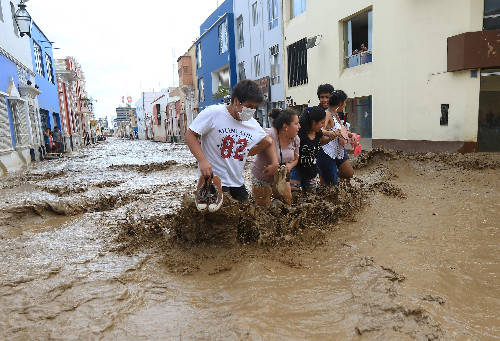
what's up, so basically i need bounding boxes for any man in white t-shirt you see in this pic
[186,80,278,203]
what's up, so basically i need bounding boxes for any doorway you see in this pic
[478,69,500,152]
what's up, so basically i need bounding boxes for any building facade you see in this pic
[195,0,237,111]
[177,45,199,134]
[135,91,163,140]
[30,21,59,154]
[233,0,285,127]
[56,57,89,151]
[282,0,500,152]
[0,0,40,173]
[151,92,169,142]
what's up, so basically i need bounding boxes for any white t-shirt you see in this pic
[189,104,267,187]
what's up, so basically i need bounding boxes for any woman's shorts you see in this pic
[336,149,349,166]
[290,167,316,191]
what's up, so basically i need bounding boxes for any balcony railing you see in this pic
[345,50,372,68]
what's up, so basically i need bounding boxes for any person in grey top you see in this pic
[52,126,62,152]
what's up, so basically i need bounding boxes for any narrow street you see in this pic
[0,138,498,340]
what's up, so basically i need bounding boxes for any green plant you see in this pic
[213,85,230,99]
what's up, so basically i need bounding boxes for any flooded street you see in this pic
[0,138,499,340]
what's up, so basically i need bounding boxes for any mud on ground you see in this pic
[0,140,498,340]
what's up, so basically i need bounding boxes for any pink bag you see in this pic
[350,133,362,156]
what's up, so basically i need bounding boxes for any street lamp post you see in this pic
[14,1,33,38]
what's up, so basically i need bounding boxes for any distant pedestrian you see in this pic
[44,128,52,153]
[52,126,62,153]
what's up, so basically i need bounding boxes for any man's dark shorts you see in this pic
[222,185,249,202]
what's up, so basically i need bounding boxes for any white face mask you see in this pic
[238,106,256,121]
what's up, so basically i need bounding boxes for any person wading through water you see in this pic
[251,108,301,206]
[186,79,278,212]
[290,106,340,191]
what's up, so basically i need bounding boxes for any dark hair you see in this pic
[317,84,335,99]
[231,79,264,105]
[329,90,348,107]
[269,108,299,131]
[299,106,326,134]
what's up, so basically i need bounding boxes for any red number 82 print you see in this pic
[220,136,248,160]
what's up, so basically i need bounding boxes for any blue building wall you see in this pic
[0,52,21,149]
[30,23,60,130]
[196,0,237,111]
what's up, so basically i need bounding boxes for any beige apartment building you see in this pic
[282,0,500,152]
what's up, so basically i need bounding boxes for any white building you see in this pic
[282,0,500,152]
[233,0,286,127]
[135,91,163,140]
[151,90,170,142]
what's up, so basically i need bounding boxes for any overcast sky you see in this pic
[26,0,221,122]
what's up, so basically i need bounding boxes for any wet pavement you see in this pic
[0,138,499,340]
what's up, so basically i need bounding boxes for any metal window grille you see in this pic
[253,55,261,77]
[236,15,244,49]
[45,53,54,83]
[252,2,258,26]
[218,19,229,54]
[199,78,205,102]
[238,62,246,81]
[270,44,280,85]
[287,38,308,87]
[9,100,29,147]
[34,43,44,76]
[0,95,12,152]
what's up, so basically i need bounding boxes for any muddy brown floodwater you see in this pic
[0,138,499,340]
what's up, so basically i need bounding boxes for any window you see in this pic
[268,0,279,29]
[484,0,500,30]
[34,42,44,76]
[287,38,308,87]
[218,19,229,54]
[10,2,18,36]
[254,54,261,77]
[238,62,246,81]
[199,78,205,102]
[291,0,306,19]
[196,43,202,68]
[344,10,372,68]
[252,2,258,26]
[45,53,54,83]
[212,66,229,95]
[270,44,280,85]
[236,15,244,49]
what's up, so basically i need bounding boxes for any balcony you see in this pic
[447,29,500,72]
[345,50,372,68]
